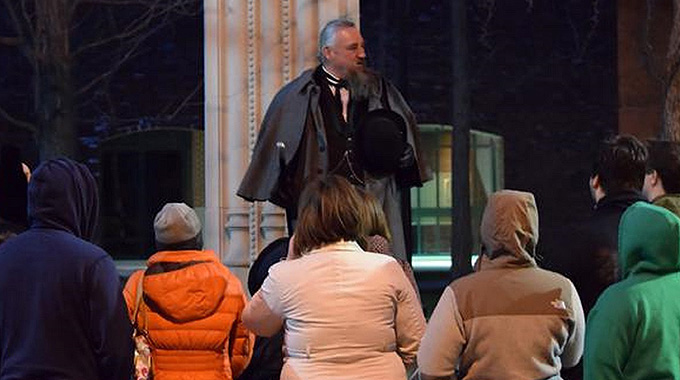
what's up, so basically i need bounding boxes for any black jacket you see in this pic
[237,67,429,208]
[0,158,133,380]
[563,190,647,316]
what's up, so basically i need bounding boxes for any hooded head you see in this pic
[619,202,680,278]
[480,190,538,266]
[27,158,99,241]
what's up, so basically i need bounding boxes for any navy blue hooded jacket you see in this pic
[0,158,133,380]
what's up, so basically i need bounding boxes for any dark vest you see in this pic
[277,67,371,221]
[312,66,368,185]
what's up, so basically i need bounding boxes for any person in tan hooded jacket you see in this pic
[123,203,253,380]
[417,190,585,380]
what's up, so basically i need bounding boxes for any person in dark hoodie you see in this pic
[552,136,647,312]
[556,135,647,380]
[0,158,133,380]
[585,202,680,380]
[573,135,648,314]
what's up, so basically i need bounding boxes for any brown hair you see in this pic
[646,139,680,193]
[293,175,364,256]
[592,135,647,194]
[357,188,391,241]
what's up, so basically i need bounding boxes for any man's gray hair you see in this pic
[318,18,357,63]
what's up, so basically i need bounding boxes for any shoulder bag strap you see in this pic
[132,273,144,329]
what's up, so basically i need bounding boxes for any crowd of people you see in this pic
[2,17,680,380]
[2,132,680,380]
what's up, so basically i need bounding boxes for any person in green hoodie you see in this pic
[643,139,680,216]
[584,201,680,380]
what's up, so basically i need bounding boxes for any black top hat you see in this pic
[355,109,408,178]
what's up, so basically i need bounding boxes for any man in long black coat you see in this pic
[238,19,429,260]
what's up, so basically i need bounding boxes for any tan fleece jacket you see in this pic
[418,190,585,380]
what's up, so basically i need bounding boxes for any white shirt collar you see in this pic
[321,65,342,85]
[310,240,362,255]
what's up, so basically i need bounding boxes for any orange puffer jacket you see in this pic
[124,250,253,380]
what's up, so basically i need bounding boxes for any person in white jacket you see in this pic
[243,175,425,380]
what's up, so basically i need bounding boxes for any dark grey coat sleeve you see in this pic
[237,72,313,204]
[381,78,432,187]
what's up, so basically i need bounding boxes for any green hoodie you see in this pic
[584,202,680,380]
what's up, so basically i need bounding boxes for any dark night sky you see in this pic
[361,0,618,264]
[0,2,203,165]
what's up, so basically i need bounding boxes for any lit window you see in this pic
[411,125,504,271]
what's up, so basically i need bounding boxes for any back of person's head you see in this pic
[293,175,363,256]
[28,158,99,241]
[646,139,680,194]
[154,203,203,251]
[480,190,539,261]
[592,135,647,194]
[355,189,391,252]
[248,237,289,295]
[357,188,391,241]
[619,202,680,278]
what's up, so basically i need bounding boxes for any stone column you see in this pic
[204,0,359,285]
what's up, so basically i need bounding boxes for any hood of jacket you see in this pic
[142,250,228,323]
[479,190,538,268]
[27,158,99,241]
[653,194,680,218]
[619,202,680,278]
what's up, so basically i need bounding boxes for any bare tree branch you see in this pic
[0,36,22,46]
[475,0,496,53]
[72,3,157,56]
[576,0,601,61]
[75,19,168,95]
[641,0,666,87]
[70,0,85,16]
[564,4,581,56]
[72,0,197,57]
[667,0,680,75]
[2,0,34,63]
[81,0,176,5]
[19,0,35,45]
[6,0,25,32]
[1,0,201,158]
[665,51,680,104]
[0,105,37,133]
[80,0,198,15]
[165,81,203,119]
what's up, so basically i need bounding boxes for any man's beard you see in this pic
[346,66,379,101]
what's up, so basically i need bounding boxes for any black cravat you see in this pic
[330,79,348,113]
[322,66,348,113]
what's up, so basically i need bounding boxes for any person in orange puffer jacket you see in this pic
[124,203,254,380]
